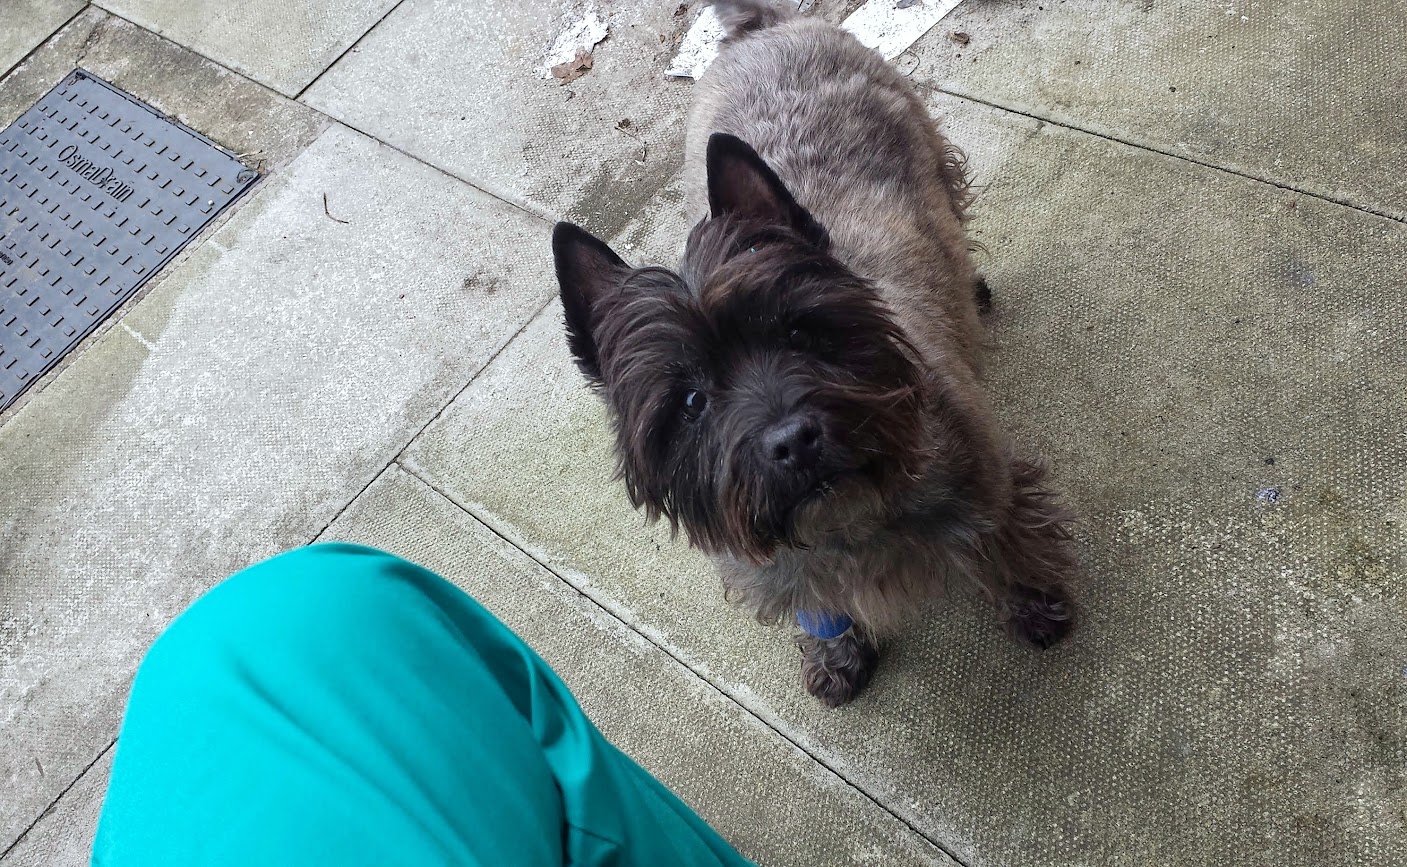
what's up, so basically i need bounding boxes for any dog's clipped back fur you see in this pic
[710,0,795,41]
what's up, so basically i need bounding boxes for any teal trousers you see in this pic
[94,543,755,867]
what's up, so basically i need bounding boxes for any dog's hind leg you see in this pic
[986,458,1078,648]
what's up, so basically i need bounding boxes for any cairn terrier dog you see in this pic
[551,0,1076,706]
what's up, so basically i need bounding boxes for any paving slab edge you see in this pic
[0,740,112,862]
[0,2,88,81]
[932,83,1407,226]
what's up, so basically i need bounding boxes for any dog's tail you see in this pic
[711,1,795,41]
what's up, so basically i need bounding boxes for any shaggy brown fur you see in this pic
[551,1,1076,706]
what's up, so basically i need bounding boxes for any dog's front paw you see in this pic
[798,627,880,707]
[1006,584,1075,649]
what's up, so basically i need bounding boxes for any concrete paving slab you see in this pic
[0,9,327,173]
[402,102,1407,864]
[317,465,957,867]
[0,123,557,848]
[92,0,399,97]
[0,750,109,867]
[925,0,1407,219]
[0,0,84,78]
[302,0,698,237]
[0,7,327,421]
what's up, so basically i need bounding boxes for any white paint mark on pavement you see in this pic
[841,0,966,60]
[668,1,963,80]
[119,320,156,352]
[666,5,730,80]
[537,6,609,80]
[666,1,811,80]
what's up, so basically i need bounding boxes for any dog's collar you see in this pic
[797,610,854,640]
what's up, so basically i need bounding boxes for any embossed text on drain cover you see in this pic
[0,69,258,411]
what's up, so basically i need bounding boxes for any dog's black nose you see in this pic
[762,416,821,469]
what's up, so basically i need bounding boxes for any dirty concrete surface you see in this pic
[1,2,1403,865]
[0,0,83,76]
[94,0,402,96]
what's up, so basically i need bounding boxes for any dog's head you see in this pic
[552,134,926,561]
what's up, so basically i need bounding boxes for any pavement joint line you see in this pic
[0,2,92,81]
[59,8,553,229]
[392,460,974,867]
[322,116,560,227]
[292,0,412,102]
[5,7,340,186]
[78,6,286,99]
[929,83,1407,227]
[306,293,557,544]
[0,737,115,861]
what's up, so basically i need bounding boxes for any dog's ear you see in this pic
[706,133,825,244]
[552,222,628,385]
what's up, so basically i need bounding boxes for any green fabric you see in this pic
[94,543,754,867]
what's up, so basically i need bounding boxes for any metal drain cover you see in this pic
[0,69,257,411]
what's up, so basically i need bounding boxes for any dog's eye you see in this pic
[682,389,708,420]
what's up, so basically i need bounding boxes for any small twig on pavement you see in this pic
[614,118,648,164]
[322,192,351,225]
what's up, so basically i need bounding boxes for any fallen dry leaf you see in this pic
[551,49,594,84]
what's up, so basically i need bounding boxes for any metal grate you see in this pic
[0,69,258,411]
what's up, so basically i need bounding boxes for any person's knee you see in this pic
[140,543,429,678]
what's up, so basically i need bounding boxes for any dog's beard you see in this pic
[702,382,928,563]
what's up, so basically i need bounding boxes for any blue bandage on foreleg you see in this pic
[796,609,854,640]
